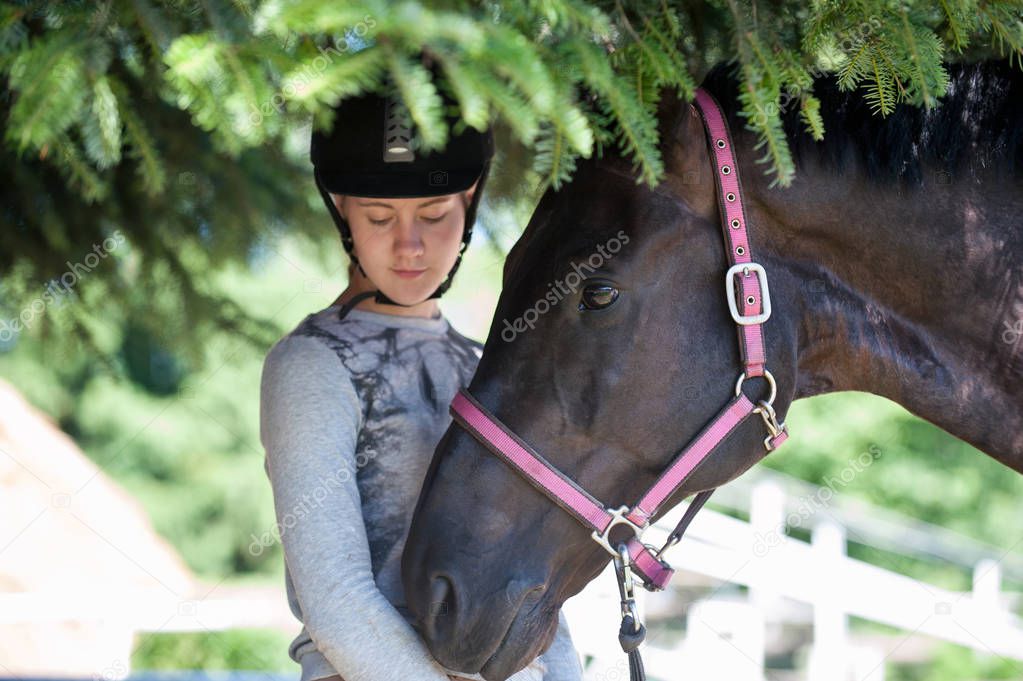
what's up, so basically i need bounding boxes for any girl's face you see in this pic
[334,185,476,306]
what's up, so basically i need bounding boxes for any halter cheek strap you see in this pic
[696,87,770,378]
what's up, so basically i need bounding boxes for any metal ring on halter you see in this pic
[735,369,777,406]
[591,505,645,558]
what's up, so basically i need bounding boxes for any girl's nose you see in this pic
[393,218,425,258]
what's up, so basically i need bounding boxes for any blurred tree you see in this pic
[1,0,1021,366]
[0,1,328,368]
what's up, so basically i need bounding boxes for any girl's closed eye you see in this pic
[420,212,449,224]
[368,214,393,226]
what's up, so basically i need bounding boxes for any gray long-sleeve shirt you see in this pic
[259,304,583,681]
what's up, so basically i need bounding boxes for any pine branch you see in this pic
[800,94,825,141]
[4,30,88,153]
[431,51,490,131]
[52,132,108,202]
[896,7,948,108]
[736,61,796,188]
[108,75,167,196]
[81,75,123,169]
[938,0,974,52]
[384,45,448,151]
[282,45,386,118]
[577,41,662,185]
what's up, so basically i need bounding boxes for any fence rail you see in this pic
[2,471,1020,681]
[564,471,1023,681]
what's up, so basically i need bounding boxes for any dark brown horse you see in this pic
[401,60,1023,681]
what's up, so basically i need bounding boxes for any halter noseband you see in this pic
[447,88,788,674]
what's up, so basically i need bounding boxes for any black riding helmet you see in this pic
[310,77,494,307]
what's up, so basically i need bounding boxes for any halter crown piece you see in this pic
[447,89,789,681]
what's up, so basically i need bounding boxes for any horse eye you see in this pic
[579,284,619,311]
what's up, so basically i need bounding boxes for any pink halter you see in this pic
[449,88,788,593]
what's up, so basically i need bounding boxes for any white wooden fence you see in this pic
[563,469,1023,681]
[1,471,1019,681]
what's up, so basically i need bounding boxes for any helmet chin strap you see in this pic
[335,289,391,320]
[335,288,441,320]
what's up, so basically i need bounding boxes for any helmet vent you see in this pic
[383,96,415,163]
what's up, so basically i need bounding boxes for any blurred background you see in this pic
[2,2,1021,681]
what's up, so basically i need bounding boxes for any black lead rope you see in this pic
[613,543,647,681]
[614,489,717,681]
[653,488,716,562]
[618,615,647,681]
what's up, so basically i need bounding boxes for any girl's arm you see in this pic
[261,334,452,681]
[538,610,584,681]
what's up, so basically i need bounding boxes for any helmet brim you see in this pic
[317,167,484,199]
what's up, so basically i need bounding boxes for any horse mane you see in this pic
[698,59,1023,186]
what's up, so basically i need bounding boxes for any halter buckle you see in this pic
[591,506,645,558]
[725,262,772,325]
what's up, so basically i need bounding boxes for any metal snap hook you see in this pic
[613,544,641,632]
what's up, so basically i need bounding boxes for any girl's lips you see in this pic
[392,268,427,279]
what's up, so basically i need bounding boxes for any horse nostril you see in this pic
[430,575,451,610]
[425,574,456,641]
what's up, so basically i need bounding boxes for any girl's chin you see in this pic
[377,276,445,305]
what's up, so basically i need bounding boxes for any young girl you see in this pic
[259,86,583,681]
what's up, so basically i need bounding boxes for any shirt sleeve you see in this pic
[260,334,453,681]
[538,609,584,681]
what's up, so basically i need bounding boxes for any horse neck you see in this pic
[749,158,1023,471]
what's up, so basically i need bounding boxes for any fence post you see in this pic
[973,558,1005,619]
[749,480,786,617]
[807,519,851,681]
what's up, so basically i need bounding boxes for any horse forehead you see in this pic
[506,163,695,283]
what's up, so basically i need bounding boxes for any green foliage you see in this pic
[888,640,1023,681]
[132,628,295,671]
[2,1,1021,365]
[0,1,326,370]
[772,392,1023,552]
[0,232,346,579]
[5,0,1016,195]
